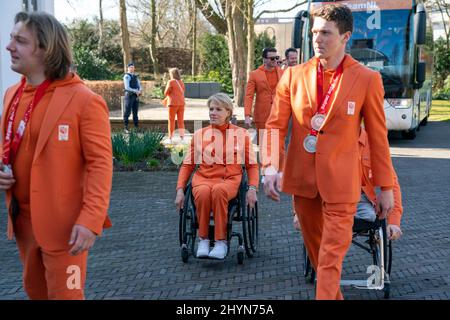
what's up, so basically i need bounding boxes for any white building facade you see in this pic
[0,0,54,112]
[430,9,449,41]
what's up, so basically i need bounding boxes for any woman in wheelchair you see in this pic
[175,93,259,259]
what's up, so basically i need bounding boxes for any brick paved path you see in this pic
[1,121,449,300]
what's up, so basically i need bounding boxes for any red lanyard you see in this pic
[310,57,345,136]
[2,78,52,165]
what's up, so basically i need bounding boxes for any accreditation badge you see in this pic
[58,125,69,141]
[347,101,356,115]
[17,120,26,136]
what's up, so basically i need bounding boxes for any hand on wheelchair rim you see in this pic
[175,189,185,211]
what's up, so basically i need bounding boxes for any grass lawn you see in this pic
[430,100,450,122]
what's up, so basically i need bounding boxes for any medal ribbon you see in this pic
[309,57,345,137]
[2,78,52,166]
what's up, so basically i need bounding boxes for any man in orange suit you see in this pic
[244,47,284,137]
[0,12,112,300]
[262,4,395,300]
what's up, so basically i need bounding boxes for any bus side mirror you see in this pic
[414,4,426,45]
[292,11,309,49]
[416,62,426,88]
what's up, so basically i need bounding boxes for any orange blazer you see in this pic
[164,79,185,106]
[359,129,403,226]
[1,74,113,251]
[176,123,259,190]
[244,65,283,124]
[263,55,393,203]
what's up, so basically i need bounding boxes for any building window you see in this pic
[22,0,39,12]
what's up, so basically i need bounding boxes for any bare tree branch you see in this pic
[255,0,307,20]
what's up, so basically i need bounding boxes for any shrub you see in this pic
[112,130,165,166]
[146,158,160,169]
[198,34,232,94]
[73,47,118,80]
[254,31,277,69]
[433,38,450,91]
[433,75,450,100]
[85,80,156,111]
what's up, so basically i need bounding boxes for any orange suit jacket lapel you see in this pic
[302,59,318,116]
[323,56,361,127]
[33,86,76,162]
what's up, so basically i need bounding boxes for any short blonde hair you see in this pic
[207,93,234,123]
[168,68,181,80]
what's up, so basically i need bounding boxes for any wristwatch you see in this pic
[248,185,257,192]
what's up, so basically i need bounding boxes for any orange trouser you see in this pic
[294,195,356,300]
[168,105,185,138]
[192,179,239,240]
[14,212,88,300]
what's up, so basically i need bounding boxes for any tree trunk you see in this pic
[192,2,198,78]
[436,0,450,50]
[149,0,159,75]
[246,0,255,76]
[195,0,227,34]
[226,0,247,107]
[119,0,132,72]
[98,0,104,54]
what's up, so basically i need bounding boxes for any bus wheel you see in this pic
[420,115,428,126]
[402,127,417,140]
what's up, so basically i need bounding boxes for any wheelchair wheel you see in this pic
[310,268,316,284]
[248,203,258,253]
[237,251,244,265]
[181,246,189,263]
[179,185,196,262]
[302,244,316,284]
[370,220,389,295]
[387,239,393,276]
[384,282,391,299]
[242,203,258,257]
[302,244,311,277]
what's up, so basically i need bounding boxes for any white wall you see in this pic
[37,0,54,14]
[0,0,54,115]
[0,2,23,108]
[430,10,449,41]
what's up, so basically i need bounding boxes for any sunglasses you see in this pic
[268,56,280,61]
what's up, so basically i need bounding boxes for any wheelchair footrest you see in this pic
[340,279,385,290]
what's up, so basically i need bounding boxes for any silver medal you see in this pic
[303,135,317,153]
[311,114,326,131]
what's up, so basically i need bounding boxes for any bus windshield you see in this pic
[347,9,412,98]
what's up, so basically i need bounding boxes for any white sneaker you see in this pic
[196,239,210,258]
[208,240,228,259]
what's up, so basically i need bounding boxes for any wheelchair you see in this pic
[178,170,258,264]
[303,217,393,299]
